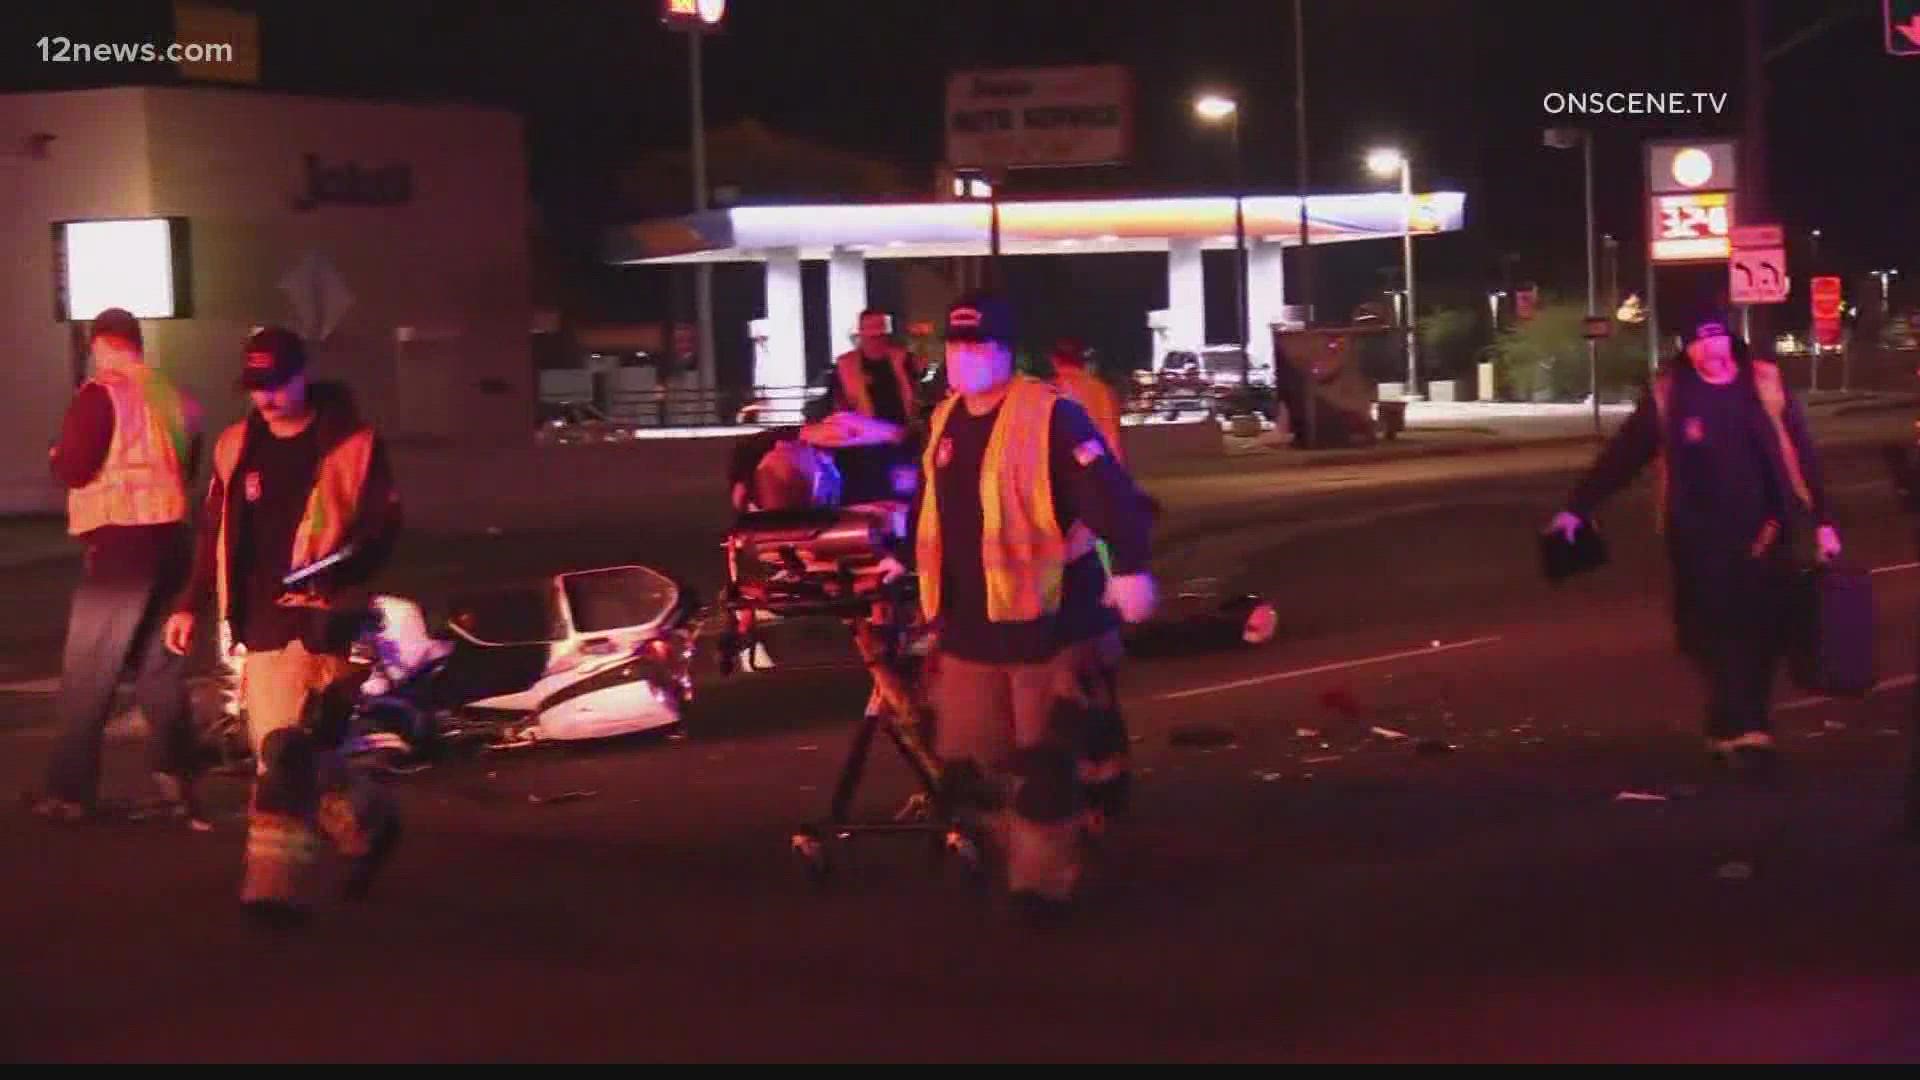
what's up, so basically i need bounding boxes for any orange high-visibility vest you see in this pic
[67,364,198,536]
[209,418,376,624]
[916,376,1096,624]
[1649,360,1812,534]
[1051,366,1126,465]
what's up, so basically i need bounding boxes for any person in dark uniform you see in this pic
[896,292,1157,923]
[1548,305,1841,765]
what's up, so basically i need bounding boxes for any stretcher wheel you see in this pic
[791,828,831,884]
[941,827,986,884]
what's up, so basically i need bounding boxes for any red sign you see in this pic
[1811,276,1844,347]
[673,322,696,360]
[1649,191,1734,262]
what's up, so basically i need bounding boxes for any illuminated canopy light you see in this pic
[62,218,180,320]
[613,191,1469,263]
[1671,147,1714,188]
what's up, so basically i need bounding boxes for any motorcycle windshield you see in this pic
[561,566,681,635]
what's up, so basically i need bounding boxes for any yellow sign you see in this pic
[173,3,259,84]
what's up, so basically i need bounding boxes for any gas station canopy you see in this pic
[606,191,1467,264]
[600,190,1466,414]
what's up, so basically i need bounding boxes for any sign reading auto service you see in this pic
[946,66,1133,170]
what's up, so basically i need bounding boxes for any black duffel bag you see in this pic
[1788,562,1877,699]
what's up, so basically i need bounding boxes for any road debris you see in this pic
[1614,791,1669,803]
[1253,770,1285,783]
[1295,727,1321,739]
[1170,724,1239,749]
[1369,725,1410,741]
[528,790,598,806]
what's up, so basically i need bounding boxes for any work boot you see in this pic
[242,899,312,932]
[341,815,403,902]
[23,793,91,824]
[152,772,213,833]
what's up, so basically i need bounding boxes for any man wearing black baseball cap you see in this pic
[166,325,404,926]
[894,291,1157,923]
[30,308,207,827]
[1547,299,1841,766]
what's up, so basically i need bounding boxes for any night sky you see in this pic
[9,0,1916,370]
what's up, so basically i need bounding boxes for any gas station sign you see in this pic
[1645,138,1737,264]
[1650,191,1734,262]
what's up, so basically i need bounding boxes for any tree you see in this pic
[1417,306,1479,380]
[1486,296,1648,402]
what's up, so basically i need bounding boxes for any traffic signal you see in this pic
[1889,0,1920,56]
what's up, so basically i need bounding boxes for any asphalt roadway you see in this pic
[7,414,1920,1063]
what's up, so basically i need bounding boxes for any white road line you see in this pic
[1831,479,1890,495]
[1776,673,1918,713]
[1872,562,1920,576]
[1155,636,1505,702]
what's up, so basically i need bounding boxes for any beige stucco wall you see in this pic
[0,86,531,513]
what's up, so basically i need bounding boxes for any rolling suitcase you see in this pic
[1789,564,1876,699]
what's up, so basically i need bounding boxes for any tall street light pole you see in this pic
[1546,126,1600,435]
[1368,147,1416,398]
[689,28,716,399]
[1195,93,1250,385]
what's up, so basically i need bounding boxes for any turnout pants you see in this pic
[1675,547,1799,743]
[46,564,196,807]
[239,639,394,906]
[1074,630,1130,817]
[932,640,1113,902]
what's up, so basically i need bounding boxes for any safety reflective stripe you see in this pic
[245,813,321,863]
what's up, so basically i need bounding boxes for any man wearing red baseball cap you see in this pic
[166,325,404,927]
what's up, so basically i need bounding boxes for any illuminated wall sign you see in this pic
[946,65,1134,170]
[1650,191,1734,261]
[661,0,726,30]
[52,217,192,321]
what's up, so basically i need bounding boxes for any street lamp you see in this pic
[1368,147,1417,399]
[1195,93,1249,384]
[1871,268,1901,311]
[1545,126,1600,435]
